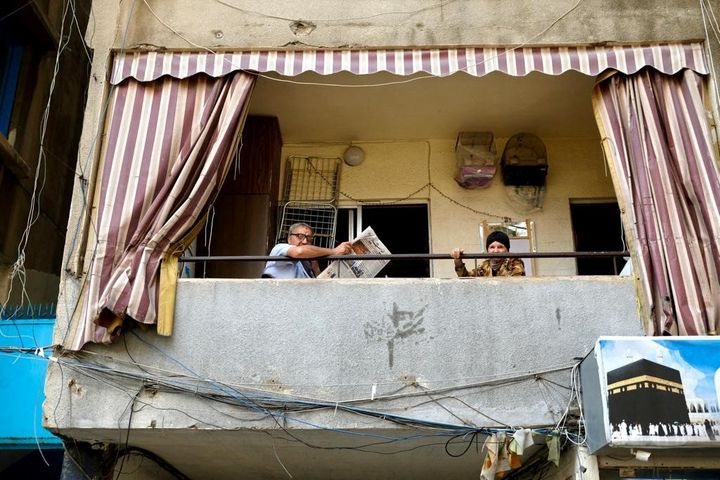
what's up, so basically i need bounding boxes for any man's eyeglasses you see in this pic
[290,233,313,242]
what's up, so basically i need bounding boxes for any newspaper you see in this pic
[317,226,391,279]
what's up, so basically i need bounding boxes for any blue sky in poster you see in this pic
[599,338,720,407]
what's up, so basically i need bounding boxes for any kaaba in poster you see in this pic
[582,337,720,451]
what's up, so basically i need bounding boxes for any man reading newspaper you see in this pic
[262,223,352,279]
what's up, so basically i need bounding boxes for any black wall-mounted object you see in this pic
[501,133,548,186]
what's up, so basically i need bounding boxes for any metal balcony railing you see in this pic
[179,251,630,278]
[180,251,629,262]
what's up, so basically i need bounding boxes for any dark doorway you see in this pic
[0,449,64,479]
[336,204,430,277]
[570,201,627,275]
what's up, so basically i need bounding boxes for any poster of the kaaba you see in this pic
[597,337,720,447]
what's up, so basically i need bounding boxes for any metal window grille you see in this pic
[282,156,340,202]
[276,156,341,248]
[277,202,338,249]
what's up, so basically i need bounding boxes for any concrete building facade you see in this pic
[27,1,720,478]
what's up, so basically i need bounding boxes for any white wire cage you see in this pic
[277,202,338,249]
[276,156,342,249]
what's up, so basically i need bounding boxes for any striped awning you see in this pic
[110,43,708,85]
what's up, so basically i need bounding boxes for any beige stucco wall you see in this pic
[281,135,616,277]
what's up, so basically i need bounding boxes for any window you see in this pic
[336,204,430,278]
[0,1,58,143]
[570,200,628,275]
[0,36,23,137]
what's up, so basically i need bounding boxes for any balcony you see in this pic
[44,275,642,479]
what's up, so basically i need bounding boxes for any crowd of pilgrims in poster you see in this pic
[611,418,718,440]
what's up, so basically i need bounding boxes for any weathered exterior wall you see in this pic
[115,0,704,50]
[42,1,720,477]
[45,276,641,478]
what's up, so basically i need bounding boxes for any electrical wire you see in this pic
[114,388,141,479]
[0,1,33,24]
[32,361,51,467]
[212,0,463,24]
[0,2,111,465]
[1,0,77,352]
[57,0,140,350]
[444,430,482,458]
[299,144,509,218]
[62,444,94,480]
[553,363,586,446]
[503,444,554,480]
[271,438,294,479]
[66,352,569,424]
[45,347,581,443]
[115,447,191,480]
[129,329,576,404]
[1,0,93,352]
[140,0,585,90]
[9,342,585,478]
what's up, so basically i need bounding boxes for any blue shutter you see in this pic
[0,43,23,137]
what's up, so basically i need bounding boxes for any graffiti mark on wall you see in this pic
[364,303,426,368]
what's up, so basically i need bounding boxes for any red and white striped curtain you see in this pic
[593,69,720,335]
[66,71,255,350]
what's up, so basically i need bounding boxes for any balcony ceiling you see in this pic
[249,70,600,143]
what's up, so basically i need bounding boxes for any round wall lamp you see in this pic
[343,145,365,166]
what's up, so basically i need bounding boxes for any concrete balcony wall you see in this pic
[44,277,642,478]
